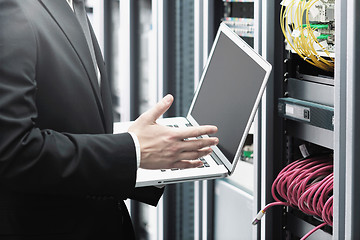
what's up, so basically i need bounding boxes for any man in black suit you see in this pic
[0,0,218,239]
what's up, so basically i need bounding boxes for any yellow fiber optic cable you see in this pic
[280,0,334,72]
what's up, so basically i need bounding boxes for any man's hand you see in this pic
[128,94,218,170]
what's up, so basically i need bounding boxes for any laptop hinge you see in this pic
[211,152,223,165]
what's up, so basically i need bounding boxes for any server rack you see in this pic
[208,0,359,239]
[258,0,360,239]
[259,0,335,239]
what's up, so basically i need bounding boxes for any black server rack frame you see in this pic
[255,0,336,239]
[275,1,336,238]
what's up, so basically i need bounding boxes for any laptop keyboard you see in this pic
[160,124,211,172]
[198,157,210,168]
[161,157,210,172]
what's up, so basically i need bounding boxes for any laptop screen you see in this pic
[190,30,267,164]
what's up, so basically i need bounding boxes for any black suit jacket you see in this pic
[0,0,163,239]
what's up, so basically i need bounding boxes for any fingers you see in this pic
[176,147,214,161]
[139,94,174,124]
[180,137,219,152]
[174,125,218,140]
[172,160,204,169]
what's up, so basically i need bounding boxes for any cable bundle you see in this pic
[253,155,333,240]
[280,0,334,72]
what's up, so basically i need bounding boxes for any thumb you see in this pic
[140,94,174,124]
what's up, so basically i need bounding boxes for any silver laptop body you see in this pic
[114,22,272,187]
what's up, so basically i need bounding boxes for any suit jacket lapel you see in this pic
[38,0,107,131]
[89,24,114,133]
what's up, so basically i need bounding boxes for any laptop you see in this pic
[114,22,272,187]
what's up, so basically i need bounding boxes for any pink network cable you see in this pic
[252,155,333,240]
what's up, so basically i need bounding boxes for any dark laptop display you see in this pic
[191,32,267,162]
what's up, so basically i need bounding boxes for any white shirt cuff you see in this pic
[128,132,141,169]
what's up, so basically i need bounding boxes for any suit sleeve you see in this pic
[0,0,137,199]
[130,186,165,206]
